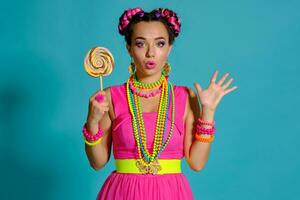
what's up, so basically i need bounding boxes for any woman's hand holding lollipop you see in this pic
[84,46,114,129]
[86,90,110,127]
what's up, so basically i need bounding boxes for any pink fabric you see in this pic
[97,171,194,200]
[97,83,194,200]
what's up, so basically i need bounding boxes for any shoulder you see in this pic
[107,82,127,93]
[104,83,126,96]
[103,83,126,120]
[103,82,127,101]
[107,82,125,89]
[172,84,199,121]
[173,84,188,94]
[172,84,196,99]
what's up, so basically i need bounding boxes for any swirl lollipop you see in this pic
[84,46,114,90]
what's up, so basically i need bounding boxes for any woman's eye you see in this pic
[157,41,166,47]
[135,42,144,47]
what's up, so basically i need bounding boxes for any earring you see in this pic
[163,62,171,76]
[128,59,136,75]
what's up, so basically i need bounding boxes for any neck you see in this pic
[135,71,163,84]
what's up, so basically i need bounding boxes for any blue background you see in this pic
[1,0,299,199]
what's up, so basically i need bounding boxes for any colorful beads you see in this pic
[129,76,162,98]
[198,118,215,126]
[126,73,176,171]
[82,123,104,146]
[194,117,216,143]
[194,133,214,143]
[133,73,165,89]
[196,124,216,135]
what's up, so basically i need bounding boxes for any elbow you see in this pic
[87,154,110,171]
[91,165,102,171]
[192,165,205,172]
[90,162,106,171]
[188,161,206,172]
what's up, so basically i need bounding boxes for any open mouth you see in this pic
[145,61,156,69]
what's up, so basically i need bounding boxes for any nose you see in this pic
[146,45,155,58]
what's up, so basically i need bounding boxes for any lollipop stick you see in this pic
[100,76,103,91]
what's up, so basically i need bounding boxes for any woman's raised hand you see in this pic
[194,70,237,112]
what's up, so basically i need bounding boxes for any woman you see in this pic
[83,7,237,200]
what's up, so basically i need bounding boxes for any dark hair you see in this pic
[118,8,181,45]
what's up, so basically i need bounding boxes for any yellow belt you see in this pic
[115,159,182,175]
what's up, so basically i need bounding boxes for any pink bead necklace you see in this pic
[129,76,162,98]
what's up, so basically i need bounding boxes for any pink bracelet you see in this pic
[82,123,104,142]
[198,118,215,126]
[196,124,216,135]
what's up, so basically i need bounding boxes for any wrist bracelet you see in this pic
[194,133,214,143]
[84,137,103,146]
[198,118,215,126]
[82,123,104,142]
[196,124,216,135]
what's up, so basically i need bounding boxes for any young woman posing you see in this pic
[83,7,237,200]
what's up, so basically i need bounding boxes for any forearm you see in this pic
[188,108,215,171]
[84,118,110,170]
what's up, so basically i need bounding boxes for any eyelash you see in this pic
[135,41,166,48]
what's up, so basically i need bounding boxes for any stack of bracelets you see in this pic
[82,118,215,145]
[194,118,216,143]
[82,123,104,146]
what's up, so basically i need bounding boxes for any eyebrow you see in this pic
[134,36,166,40]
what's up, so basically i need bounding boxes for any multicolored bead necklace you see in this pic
[129,76,162,98]
[126,73,176,174]
[133,73,165,89]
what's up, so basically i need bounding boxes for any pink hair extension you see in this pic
[118,7,181,38]
[118,7,144,35]
[157,8,181,36]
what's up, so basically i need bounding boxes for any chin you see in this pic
[136,65,163,77]
[143,69,162,76]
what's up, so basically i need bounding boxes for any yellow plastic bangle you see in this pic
[84,137,103,146]
[195,133,214,143]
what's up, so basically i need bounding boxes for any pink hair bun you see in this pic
[156,8,181,36]
[118,7,144,35]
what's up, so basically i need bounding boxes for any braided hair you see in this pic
[118,8,181,45]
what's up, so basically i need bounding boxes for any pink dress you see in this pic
[97,83,194,200]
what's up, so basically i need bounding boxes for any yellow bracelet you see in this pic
[194,133,214,143]
[84,137,103,146]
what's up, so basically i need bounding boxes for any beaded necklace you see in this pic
[129,76,162,98]
[133,73,165,89]
[126,74,176,174]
